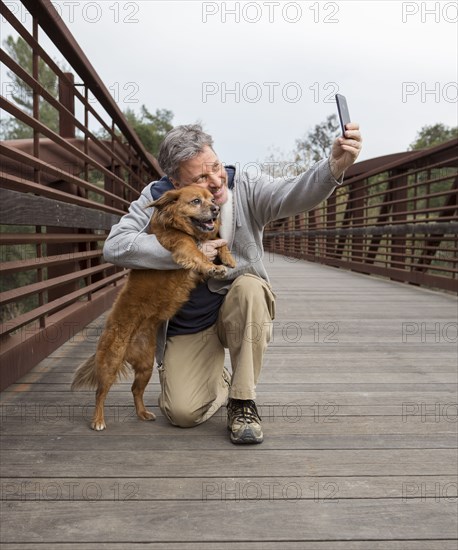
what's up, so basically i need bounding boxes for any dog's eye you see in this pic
[191,198,202,205]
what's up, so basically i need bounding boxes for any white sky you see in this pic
[2,0,457,168]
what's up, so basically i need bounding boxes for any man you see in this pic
[103,123,362,444]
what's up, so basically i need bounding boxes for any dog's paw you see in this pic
[91,419,106,431]
[208,265,228,279]
[138,410,156,421]
[223,257,237,268]
[218,247,236,268]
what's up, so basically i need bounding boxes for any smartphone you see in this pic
[335,94,351,136]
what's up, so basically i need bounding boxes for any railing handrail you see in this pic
[264,142,458,294]
[20,0,161,177]
[344,137,457,185]
[1,0,163,391]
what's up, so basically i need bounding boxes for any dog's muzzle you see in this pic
[191,216,218,232]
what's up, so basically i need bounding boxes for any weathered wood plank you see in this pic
[0,500,456,543]
[49,334,458,349]
[3,389,455,409]
[3,382,455,393]
[1,542,457,550]
[21,356,458,374]
[1,411,456,437]
[1,432,456,450]
[1,449,456,477]
[0,391,458,418]
[1,475,456,500]
[0,187,119,229]
[14,370,457,384]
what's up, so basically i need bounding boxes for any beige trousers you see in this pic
[158,274,276,427]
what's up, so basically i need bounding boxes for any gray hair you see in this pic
[157,124,214,181]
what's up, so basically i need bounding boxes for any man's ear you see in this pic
[146,189,180,210]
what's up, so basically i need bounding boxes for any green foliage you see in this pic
[2,34,174,158]
[260,114,338,177]
[1,35,59,139]
[409,123,458,150]
[0,226,38,323]
[295,114,340,164]
[123,106,174,156]
[259,145,311,178]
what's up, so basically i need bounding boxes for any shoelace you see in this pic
[229,400,261,424]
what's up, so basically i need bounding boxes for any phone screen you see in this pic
[335,94,351,136]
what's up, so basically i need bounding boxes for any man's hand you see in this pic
[329,122,362,180]
[199,239,228,261]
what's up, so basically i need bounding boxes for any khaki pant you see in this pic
[158,274,276,427]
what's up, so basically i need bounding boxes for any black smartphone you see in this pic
[335,94,351,136]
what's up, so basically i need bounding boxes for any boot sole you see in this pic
[228,425,263,444]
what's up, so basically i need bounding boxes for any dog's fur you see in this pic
[71,186,236,430]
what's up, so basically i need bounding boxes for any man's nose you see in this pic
[207,172,221,187]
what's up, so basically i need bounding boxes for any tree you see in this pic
[1,35,174,156]
[124,106,174,157]
[259,145,312,179]
[1,35,59,139]
[294,114,340,164]
[409,123,458,150]
[260,114,338,177]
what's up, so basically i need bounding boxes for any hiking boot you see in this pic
[227,398,263,444]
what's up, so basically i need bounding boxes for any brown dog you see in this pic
[71,185,236,430]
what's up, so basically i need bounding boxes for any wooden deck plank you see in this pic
[2,382,455,393]
[1,255,457,546]
[1,412,456,437]
[9,367,458,383]
[1,449,456,477]
[3,389,456,407]
[2,402,457,420]
[2,543,458,550]
[1,475,457,500]
[1,500,457,543]
[2,434,456,450]
[2,544,457,550]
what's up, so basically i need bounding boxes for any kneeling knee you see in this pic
[161,403,200,428]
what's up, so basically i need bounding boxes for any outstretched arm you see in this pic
[249,122,363,226]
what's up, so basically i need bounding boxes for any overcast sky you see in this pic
[3,0,457,168]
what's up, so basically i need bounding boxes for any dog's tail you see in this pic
[71,354,132,390]
[71,354,98,390]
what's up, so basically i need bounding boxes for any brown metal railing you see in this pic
[264,139,458,293]
[0,0,161,390]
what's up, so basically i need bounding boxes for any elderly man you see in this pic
[103,122,362,444]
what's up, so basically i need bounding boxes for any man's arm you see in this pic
[248,158,340,227]
[103,186,179,270]
[250,123,362,226]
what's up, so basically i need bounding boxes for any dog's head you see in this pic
[148,185,221,239]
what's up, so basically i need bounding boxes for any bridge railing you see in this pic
[0,0,161,390]
[264,139,457,293]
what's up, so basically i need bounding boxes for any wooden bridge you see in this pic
[1,255,457,547]
[1,1,457,547]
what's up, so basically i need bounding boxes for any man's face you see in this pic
[171,146,228,205]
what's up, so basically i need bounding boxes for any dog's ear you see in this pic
[146,189,180,210]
